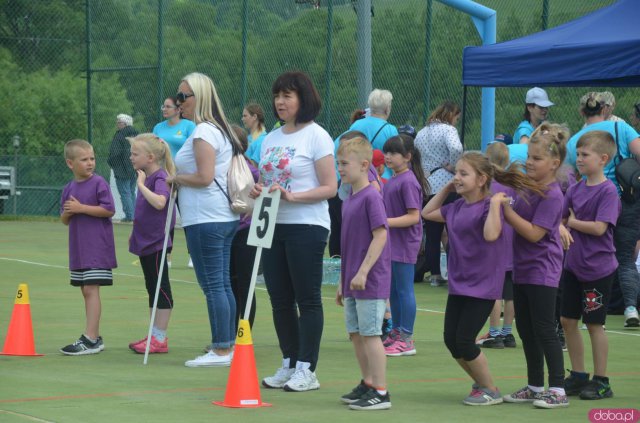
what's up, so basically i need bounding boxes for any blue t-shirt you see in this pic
[507,144,528,166]
[566,120,639,192]
[152,119,196,158]
[347,116,399,179]
[513,120,534,144]
[245,130,267,164]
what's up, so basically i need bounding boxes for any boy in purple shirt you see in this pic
[335,137,391,411]
[561,131,620,400]
[60,139,117,355]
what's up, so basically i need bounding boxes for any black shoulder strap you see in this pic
[613,121,623,166]
[370,122,390,145]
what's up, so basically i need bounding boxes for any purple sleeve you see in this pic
[96,178,115,212]
[595,183,621,226]
[153,175,171,200]
[60,183,71,215]
[368,165,378,183]
[366,192,388,231]
[562,185,573,220]
[440,202,453,223]
[402,177,422,210]
[531,190,562,231]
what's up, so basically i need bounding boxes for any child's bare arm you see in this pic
[483,193,504,242]
[422,181,454,222]
[350,227,387,291]
[63,196,115,218]
[136,170,167,210]
[567,208,608,236]
[502,203,547,243]
[387,209,420,228]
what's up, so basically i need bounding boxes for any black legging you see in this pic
[419,192,458,278]
[139,250,174,309]
[328,193,342,257]
[230,227,257,330]
[444,294,494,361]
[513,283,565,388]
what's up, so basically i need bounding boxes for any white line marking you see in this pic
[0,409,55,423]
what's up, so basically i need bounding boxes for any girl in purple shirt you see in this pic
[501,123,571,409]
[423,152,544,406]
[381,134,429,357]
[127,134,176,354]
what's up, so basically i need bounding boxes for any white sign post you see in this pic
[244,189,281,320]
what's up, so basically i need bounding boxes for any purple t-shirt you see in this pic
[563,179,620,281]
[129,169,176,257]
[368,164,383,194]
[441,197,507,300]
[512,181,563,287]
[341,185,391,300]
[491,181,515,272]
[60,174,117,271]
[383,170,423,264]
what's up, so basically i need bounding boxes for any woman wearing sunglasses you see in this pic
[153,96,196,159]
[250,71,337,392]
[168,73,244,367]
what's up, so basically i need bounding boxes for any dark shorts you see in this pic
[561,270,614,325]
[502,271,514,301]
[70,269,113,287]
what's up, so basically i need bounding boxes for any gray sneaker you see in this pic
[463,387,503,406]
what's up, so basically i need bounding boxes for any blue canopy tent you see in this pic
[460,0,640,148]
[463,0,640,87]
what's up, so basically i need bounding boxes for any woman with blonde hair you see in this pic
[169,72,244,367]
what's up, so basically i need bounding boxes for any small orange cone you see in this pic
[213,319,271,408]
[1,284,42,356]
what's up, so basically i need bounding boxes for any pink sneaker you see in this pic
[128,336,147,350]
[132,336,168,354]
[385,339,416,357]
[383,328,400,347]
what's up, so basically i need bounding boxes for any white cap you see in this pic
[525,87,554,107]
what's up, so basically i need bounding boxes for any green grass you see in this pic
[0,220,638,422]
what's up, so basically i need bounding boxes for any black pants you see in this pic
[443,294,494,361]
[513,283,564,388]
[328,193,342,257]
[230,227,257,330]
[262,224,328,371]
[417,192,457,279]
[139,251,174,309]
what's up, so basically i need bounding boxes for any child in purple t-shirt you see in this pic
[335,137,392,410]
[422,151,543,406]
[560,131,620,400]
[60,139,117,356]
[127,134,177,354]
[381,134,429,357]
[501,123,571,409]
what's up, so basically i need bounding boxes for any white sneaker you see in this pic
[624,306,640,328]
[188,258,194,268]
[283,362,320,392]
[184,351,231,367]
[262,358,295,388]
[167,261,172,268]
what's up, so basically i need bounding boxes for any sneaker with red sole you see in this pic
[129,336,147,351]
[132,336,168,354]
[384,339,416,356]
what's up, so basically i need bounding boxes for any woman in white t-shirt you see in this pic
[250,71,337,392]
[169,72,243,368]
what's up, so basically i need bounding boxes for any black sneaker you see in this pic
[564,370,590,396]
[348,388,391,411]
[60,334,104,356]
[480,335,505,349]
[341,380,370,404]
[503,334,516,348]
[579,378,613,400]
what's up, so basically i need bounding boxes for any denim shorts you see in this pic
[344,297,386,336]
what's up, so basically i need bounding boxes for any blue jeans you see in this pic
[115,177,136,220]
[389,261,417,335]
[614,198,640,308]
[262,224,328,372]
[185,221,238,349]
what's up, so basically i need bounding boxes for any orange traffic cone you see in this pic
[213,319,271,408]
[1,284,42,356]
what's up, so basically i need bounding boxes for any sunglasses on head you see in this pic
[176,91,194,104]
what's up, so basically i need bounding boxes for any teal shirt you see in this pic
[513,120,534,144]
[153,119,196,158]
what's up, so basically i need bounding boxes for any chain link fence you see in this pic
[1,0,636,217]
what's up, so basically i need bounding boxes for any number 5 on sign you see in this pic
[247,189,280,248]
